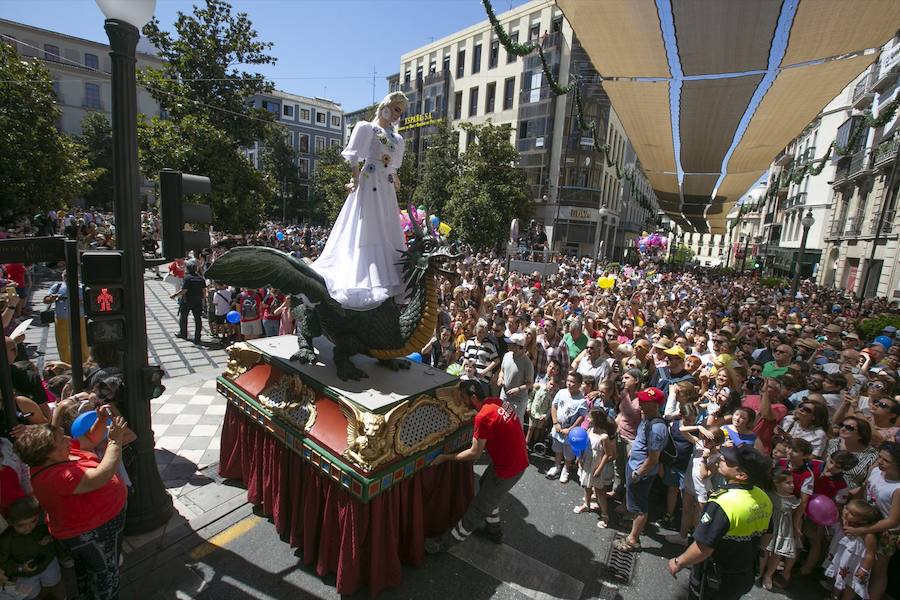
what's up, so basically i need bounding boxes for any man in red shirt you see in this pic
[426,379,528,553]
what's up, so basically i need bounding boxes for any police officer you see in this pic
[667,444,773,600]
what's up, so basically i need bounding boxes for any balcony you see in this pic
[870,209,896,236]
[873,135,899,169]
[773,148,792,166]
[541,31,562,50]
[764,212,775,225]
[784,191,808,211]
[873,42,900,92]
[422,70,447,87]
[845,215,863,237]
[851,71,877,109]
[797,146,816,166]
[848,150,871,178]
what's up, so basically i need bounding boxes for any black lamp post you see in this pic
[789,209,815,300]
[97,0,173,534]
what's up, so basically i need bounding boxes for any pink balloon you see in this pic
[806,494,838,526]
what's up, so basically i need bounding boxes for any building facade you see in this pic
[397,0,658,258]
[818,34,900,299]
[245,90,344,219]
[0,18,163,136]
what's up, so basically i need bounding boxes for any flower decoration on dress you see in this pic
[388,174,395,184]
[382,153,392,168]
[363,162,376,177]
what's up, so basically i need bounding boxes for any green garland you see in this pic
[481,0,652,214]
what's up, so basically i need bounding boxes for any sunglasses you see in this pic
[750,368,762,374]
[839,423,857,432]
[797,405,812,413]
[869,382,886,390]
[873,399,893,409]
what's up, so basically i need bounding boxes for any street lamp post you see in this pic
[97,0,173,534]
[790,209,815,300]
[594,206,610,262]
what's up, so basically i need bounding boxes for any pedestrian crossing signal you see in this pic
[85,286,123,317]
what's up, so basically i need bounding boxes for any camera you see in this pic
[746,376,762,394]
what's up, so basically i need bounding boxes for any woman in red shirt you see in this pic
[14,416,129,600]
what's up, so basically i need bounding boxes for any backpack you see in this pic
[240,293,259,319]
[646,417,678,467]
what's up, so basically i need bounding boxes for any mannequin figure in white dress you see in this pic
[311,92,409,310]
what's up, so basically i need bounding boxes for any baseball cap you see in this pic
[825,324,842,334]
[883,325,898,335]
[506,332,526,346]
[719,445,771,488]
[664,346,686,360]
[652,336,674,350]
[636,387,665,405]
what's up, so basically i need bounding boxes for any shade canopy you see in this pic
[556,0,900,233]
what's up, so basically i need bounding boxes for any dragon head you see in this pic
[400,205,460,292]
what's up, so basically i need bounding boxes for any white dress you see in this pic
[824,532,870,599]
[311,121,407,310]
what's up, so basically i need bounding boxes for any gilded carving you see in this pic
[342,403,403,471]
[224,342,262,380]
[436,385,476,422]
[260,374,317,432]
[394,394,460,457]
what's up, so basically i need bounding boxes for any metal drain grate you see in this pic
[604,534,638,585]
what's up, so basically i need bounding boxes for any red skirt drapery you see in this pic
[219,403,475,596]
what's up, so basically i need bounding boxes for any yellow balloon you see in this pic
[598,276,615,289]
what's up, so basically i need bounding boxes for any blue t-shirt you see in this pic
[627,417,668,480]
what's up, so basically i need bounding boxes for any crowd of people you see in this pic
[3,205,900,599]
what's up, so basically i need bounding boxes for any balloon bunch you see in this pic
[399,206,452,237]
[635,232,668,257]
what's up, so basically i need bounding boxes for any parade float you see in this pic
[207,216,475,595]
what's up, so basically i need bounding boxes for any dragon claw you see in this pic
[336,362,368,381]
[291,348,317,364]
[377,358,411,371]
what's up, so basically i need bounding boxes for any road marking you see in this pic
[188,515,262,562]
[449,535,585,600]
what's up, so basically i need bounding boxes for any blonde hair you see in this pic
[375,91,409,122]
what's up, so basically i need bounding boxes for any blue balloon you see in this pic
[874,335,893,349]
[406,352,423,363]
[71,410,98,439]
[567,427,589,454]
[430,215,440,229]
[276,231,285,241]
[226,310,241,324]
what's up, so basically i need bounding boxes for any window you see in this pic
[518,119,529,139]
[300,108,310,121]
[315,136,326,153]
[316,111,326,125]
[468,86,479,117]
[472,44,482,74]
[331,115,341,127]
[416,65,423,81]
[404,69,411,84]
[51,79,60,99]
[453,91,462,119]
[283,104,294,118]
[485,82,496,113]
[298,158,310,178]
[456,50,465,78]
[330,138,340,148]
[43,44,60,61]
[246,150,257,168]
[552,18,562,32]
[528,23,540,42]
[84,53,99,69]
[507,33,518,63]
[424,96,433,113]
[503,77,515,110]
[442,55,450,72]
[298,134,309,153]
[429,59,436,74]
[84,82,101,109]
[261,100,279,114]
[488,40,499,69]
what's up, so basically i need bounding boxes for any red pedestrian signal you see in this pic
[85,286,123,317]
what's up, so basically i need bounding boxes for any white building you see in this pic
[0,18,163,136]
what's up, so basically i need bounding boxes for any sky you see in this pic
[0,0,535,111]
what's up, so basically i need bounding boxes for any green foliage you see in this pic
[308,145,351,223]
[444,122,531,249]
[77,112,114,210]
[138,115,272,233]
[605,262,620,272]
[0,43,99,215]
[759,276,788,289]
[140,0,277,147]
[669,244,695,265]
[415,120,459,216]
[858,315,900,340]
[260,125,302,220]
[396,144,419,208]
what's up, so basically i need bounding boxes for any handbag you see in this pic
[40,308,55,324]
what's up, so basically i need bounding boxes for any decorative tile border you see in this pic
[217,377,472,502]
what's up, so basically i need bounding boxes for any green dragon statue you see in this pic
[205,217,459,381]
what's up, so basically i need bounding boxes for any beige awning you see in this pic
[555,0,900,234]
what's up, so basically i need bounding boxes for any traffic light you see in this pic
[142,365,166,399]
[81,251,126,345]
[159,169,212,260]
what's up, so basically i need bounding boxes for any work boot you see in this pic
[425,532,459,554]
[475,524,503,544]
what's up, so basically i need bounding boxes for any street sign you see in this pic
[0,236,65,264]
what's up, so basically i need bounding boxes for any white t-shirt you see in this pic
[779,415,828,457]
[212,288,234,316]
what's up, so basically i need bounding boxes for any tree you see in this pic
[138,115,272,233]
[415,119,459,216]
[444,122,530,249]
[137,0,278,231]
[140,0,276,147]
[77,112,114,210]
[396,146,418,208]
[0,43,98,216]
[308,145,351,223]
[260,125,301,221]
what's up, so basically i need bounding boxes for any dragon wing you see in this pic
[205,246,344,313]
